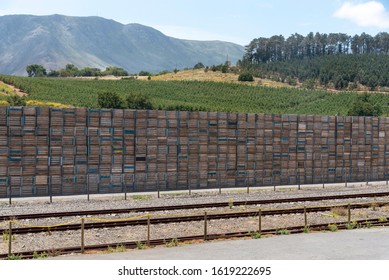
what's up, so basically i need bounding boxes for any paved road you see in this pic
[51,227,389,260]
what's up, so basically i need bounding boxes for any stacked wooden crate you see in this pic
[177,111,189,189]
[3,106,389,198]
[0,107,8,197]
[123,109,135,186]
[188,111,199,190]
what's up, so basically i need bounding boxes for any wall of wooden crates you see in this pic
[0,106,388,198]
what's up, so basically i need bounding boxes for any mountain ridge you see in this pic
[0,14,244,75]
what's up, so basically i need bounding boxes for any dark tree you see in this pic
[26,64,47,77]
[238,72,254,82]
[193,62,205,69]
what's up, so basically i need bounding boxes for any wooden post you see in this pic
[204,211,208,241]
[304,206,307,227]
[147,214,151,246]
[8,221,12,257]
[348,204,351,224]
[258,209,262,234]
[81,218,85,254]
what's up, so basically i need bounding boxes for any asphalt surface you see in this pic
[50,227,389,260]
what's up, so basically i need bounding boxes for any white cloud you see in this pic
[334,1,389,28]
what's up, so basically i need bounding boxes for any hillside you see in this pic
[1,74,389,116]
[243,32,389,91]
[0,14,244,76]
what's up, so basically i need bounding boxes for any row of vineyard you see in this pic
[1,75,389,116]
[1,107,389,198]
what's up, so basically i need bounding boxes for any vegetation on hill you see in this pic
[241,32,389,91]
[0,74,387,116]
[28,64,129,78]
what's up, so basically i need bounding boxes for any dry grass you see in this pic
[330,206,348,217]
[151,69,291,88]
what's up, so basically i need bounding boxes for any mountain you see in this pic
[0,14,244,76]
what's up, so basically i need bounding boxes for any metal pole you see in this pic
[345,172,348,188]
[258,209,262,234]
[49,176,53,204]
[124,174,127,201]
[189,175,192,196]
[8,177,11,205]
[81,218,85,254]
[298,172,301,190]
[304,206,307,227]
[218,172,221,195]
[87,174,90,201]
[157,173,160,199]
[246,173,250,194]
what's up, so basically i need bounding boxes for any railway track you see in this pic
[2,201,388,235]
[1,217,388,260]
[2,191,389,221]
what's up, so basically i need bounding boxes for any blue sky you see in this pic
[1,0,389,45]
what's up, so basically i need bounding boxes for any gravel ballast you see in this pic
[1,182,389,256]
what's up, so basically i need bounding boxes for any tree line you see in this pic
[239,32,389,91]
[26,64,129,77]
[242,32,389,65]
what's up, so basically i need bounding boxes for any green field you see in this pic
[1,74,389,116]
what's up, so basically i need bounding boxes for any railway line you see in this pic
[2,189,389,259]
[2,190,389,221]
[1,217,388,260]
[1,200,388,235]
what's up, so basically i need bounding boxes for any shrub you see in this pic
[6,94,26,106]
[139,71,152,76]
[97,92,124,109]
[126,93,153,110]
[328,224,338,232]
[348,93,382,116]
[238,72,254,82]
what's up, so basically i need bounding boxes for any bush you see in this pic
[139,71,152,76]
[347,93,382,116]
[126,93,153,110]
[238,72,254,82]
[193,62,205,69]
[97,92,124,109]
[7,94,26,106]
